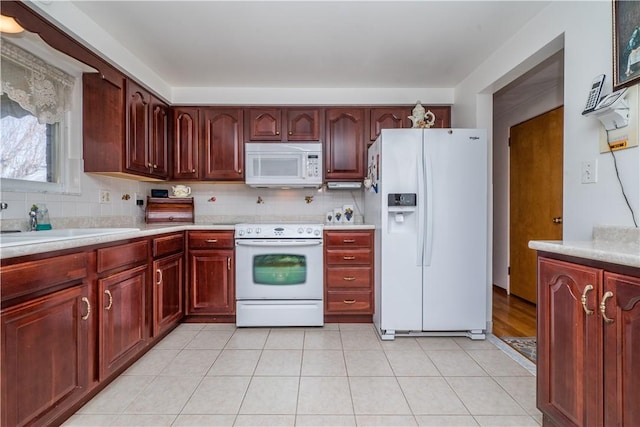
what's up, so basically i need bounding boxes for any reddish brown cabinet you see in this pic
[173,107,200,179]
[324,230,374,321]
[187,231,235,318]
[149,96,170,178]
[369,106,452,142]
[96,241,148,380]
[325,108,366,181]
[537,256,640,427]
[1,254,91,427]
[151,233,184,337]
[245,108,321,142]
[200,108,244,180]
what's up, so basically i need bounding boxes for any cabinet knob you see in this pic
[192,169,196,173]
[276,131,280,135]
[327,169,331,173]
[238,169,242,174]
[289,131,293,135]
[153,164,158,168]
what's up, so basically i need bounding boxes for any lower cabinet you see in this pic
[151,233,185,336]
[324,230,374,321]
[1,254,90,427]
[187,231,235,318]
[537,255,640,427]
[96,241,149,380]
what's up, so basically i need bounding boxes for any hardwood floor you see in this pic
[492,285,537,337]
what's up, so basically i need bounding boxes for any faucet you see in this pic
[28,209,38,231]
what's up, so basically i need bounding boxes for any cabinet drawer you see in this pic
[97,240,148,273]
[188,231,234,249]
[326,267,372,289]
[1,253,88,304]
[325,231,372,248]
[326,248,371,265]
[326,291,373,313]
[152,233,184,258]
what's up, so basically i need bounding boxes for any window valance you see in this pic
[1,38,75,124]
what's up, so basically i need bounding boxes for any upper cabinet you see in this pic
[83,76,169,180]
[325,108,365,181]
[173,107,200,180]
[369,106,452,142]
[245,108,321,142]
[200,108,244,181]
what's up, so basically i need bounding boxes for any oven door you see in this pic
[235,239,323,300]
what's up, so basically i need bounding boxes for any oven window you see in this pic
[253,254,306,285]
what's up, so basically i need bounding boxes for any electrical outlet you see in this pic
[99,189,111,203]
[581,160,597,184]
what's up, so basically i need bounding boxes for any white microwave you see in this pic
[245,142,323,188]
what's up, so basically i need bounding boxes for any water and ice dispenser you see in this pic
[387,193,417,232]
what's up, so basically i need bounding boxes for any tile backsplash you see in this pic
[0,174,364,230]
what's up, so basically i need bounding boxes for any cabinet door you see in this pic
[99,265,147,380]
[286,108,320,141]
[246,108,282,141]
[537,257,602,427]
[153,253,184,336]
[173,107,199,179]
[1,284,90,427]
[188,249,235,315]
[369,108,411,141]
[603,272,640,427]
[200,108,244,180]
[125,80,151,175]
[150,97,170,178]
[325,108,365,180]
[427,106,452,129]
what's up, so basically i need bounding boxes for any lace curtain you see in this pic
[1,38,76,124]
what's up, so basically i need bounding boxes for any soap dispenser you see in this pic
[35,204,52,231]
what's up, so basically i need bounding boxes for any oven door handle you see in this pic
[236,240,322,247]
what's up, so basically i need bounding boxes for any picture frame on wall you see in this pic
[613,0,640,90]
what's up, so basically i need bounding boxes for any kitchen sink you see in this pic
[0,228,140,248]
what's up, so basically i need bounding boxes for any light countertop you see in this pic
[0,223,373,260]
[529,225,640,268]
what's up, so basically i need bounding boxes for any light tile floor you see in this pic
[64,323,541,427]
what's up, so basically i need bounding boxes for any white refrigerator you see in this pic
[364,129,488,340]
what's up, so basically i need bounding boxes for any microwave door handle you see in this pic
[235,240,322,247]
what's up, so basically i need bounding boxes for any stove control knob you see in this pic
[237,230,245,236]
[255,227,261,234]
[306,228,312,234]
[247,228,253,234]
[297,227,304,234]
[314,229,321,236]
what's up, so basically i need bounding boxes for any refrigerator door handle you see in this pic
[417,151,425,266]
[423,152,434,266]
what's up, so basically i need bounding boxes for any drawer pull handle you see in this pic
[81,297,91,321]
[581,284,594,315]
[343,299,356,304]
[227,257,231,270]
[600,291,615,324]
[343,276,356,281]
[343,256,356,260]
[206,239,218,243]
[156,269,163,285]
[104,290,113,311]
[343,239,356,243]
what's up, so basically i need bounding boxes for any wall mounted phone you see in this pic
[582,74,605,115]
[584,86,629,131]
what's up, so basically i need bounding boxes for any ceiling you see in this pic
[70,1,552,89]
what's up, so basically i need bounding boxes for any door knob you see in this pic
[552,217,563,224]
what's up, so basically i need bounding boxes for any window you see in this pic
[1,33,89,194]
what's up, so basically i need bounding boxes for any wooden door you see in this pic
[1,284,90,427]
[510,106,563,303]
[153,253,184,336]
[603,272,640,427]
[200,108,244,180]
[173,107,199,179]
[188,249,235,315]
[99,265,147,380]
[325,108,365,180]
[537,257,602,427]
[246,108,282,141]
[286,108,320,141]
[369,108,411,141]
[125,80,150,175]
[150,98,170,178]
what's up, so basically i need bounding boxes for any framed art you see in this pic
[613,0,640,90]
